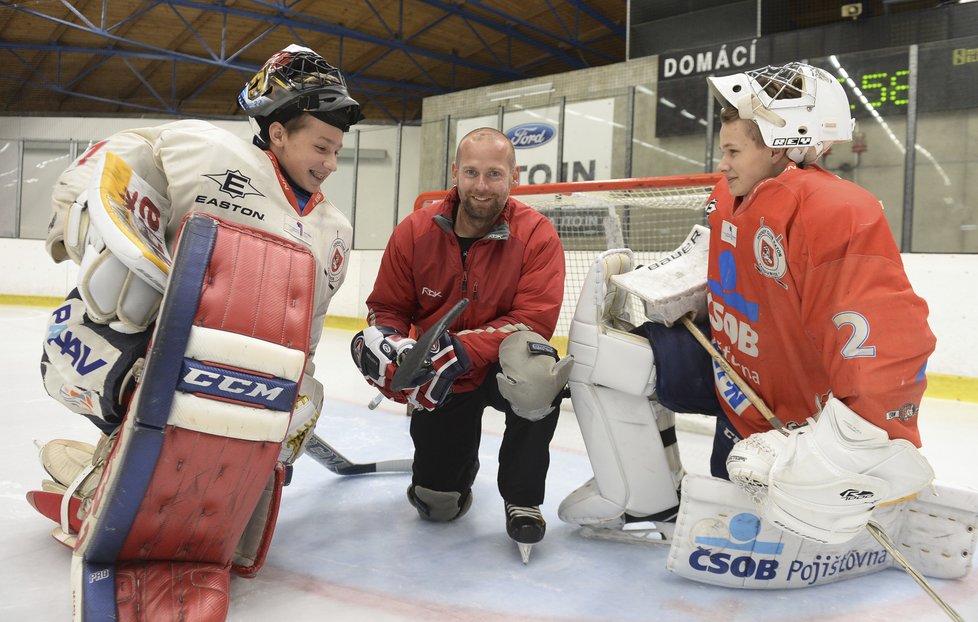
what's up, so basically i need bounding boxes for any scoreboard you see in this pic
[654,37,978,137]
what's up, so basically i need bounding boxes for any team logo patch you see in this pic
[753,218,787,289]
[885,402,919,422]
[58,385,98,417]
[327,236,348,285]
[204,169,264,199]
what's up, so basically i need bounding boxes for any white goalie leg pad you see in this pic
[559,383,681,526]
[764,398,935,545]
[667,474,978,588]
[893,482,978,579]
[560,248,681,527]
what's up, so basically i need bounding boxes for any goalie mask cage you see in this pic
[413,174,722,338]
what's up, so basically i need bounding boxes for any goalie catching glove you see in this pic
[351,325,470,410]
[725,397,934,544]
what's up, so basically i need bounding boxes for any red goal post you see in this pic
[413,174,722,339]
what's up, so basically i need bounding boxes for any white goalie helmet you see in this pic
[707,62,854,164]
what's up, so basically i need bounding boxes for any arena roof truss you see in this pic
[0,0,625,123]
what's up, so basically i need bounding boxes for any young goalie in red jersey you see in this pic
[559,62,940,552]
[704,62,937,543]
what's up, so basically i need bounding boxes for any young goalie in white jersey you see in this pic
[29,46,363,615]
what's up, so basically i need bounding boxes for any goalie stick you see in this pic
[304,434,412,475]
[390,298,469,391]
[678,313,964,622]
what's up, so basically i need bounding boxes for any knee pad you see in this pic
[408,484,472,522]
[496,331,573,421]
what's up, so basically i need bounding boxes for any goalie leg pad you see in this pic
[71,214,316,620]
[561,248,681,528]
[71,556,231,622]
[667,474,978,588]
[558,382,680,526]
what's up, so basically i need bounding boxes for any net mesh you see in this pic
[414,174,721,337]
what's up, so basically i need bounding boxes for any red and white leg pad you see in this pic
[70,213,316,621]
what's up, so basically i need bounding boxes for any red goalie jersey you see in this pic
[705,162,935,445]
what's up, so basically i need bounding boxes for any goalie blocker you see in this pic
[66,213,316,621]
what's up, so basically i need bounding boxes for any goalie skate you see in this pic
[578,506,678,545]
[27,434,118,547]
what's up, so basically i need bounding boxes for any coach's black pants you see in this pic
[409,363,561,507]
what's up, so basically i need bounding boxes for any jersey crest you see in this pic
[753,218,787,289]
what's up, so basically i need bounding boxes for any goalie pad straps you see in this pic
[666,474,978,588]
[70,213,315,621]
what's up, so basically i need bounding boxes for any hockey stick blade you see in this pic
[390,298,469,391]
[305,434,413,476]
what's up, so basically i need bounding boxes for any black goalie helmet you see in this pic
[238,44,364,142]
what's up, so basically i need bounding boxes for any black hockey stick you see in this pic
[390,298,469,391]
[305,434,412,475]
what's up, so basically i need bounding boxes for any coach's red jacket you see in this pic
[366,187,565,393]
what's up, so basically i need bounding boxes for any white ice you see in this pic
[3,304,977,621]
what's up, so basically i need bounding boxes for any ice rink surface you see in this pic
[2,304,977,621]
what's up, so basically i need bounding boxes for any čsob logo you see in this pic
[506,123,556,149]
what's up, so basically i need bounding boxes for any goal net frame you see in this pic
[413,174,722,340]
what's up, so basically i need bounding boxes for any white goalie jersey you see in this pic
[46,119,352,368]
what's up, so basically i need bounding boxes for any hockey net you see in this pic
[413,174,721,338]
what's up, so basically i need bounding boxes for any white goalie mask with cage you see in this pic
[707,62,854,164]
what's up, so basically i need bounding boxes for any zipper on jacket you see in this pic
[472,282,478,302]
[461,271,468,297]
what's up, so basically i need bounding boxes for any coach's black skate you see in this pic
[505,503,546,564]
